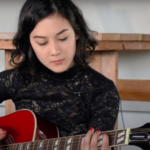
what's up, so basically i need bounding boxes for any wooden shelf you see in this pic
[118,79,150,101]
[1,33,150,50]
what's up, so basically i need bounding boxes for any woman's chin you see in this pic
[48,66,70,74]
[47,62,74,73]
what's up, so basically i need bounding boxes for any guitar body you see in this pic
[0,109,58,144]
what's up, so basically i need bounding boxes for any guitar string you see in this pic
[0,140,114,150]
[0,130,149,150]
[0,136,129,150]
[0,131,122,149]
[0,128,149,150]
[0,136,119,149]
[0,130,127,138]
[0,137,144,150]
[0,129,150,149]
[0,147,102,150]
[0,140,129,150]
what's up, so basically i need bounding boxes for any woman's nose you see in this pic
[49,42,61,56]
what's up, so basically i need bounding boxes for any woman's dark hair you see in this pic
[10,0,98,76]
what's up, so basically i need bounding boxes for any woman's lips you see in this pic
[52,59,64,64]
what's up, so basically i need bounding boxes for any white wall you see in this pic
[73,0,150,80]
[0,1,150,150]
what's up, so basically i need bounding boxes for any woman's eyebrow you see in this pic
[33,29,68,39]
[33,36,46,39]
[56,29,68,35]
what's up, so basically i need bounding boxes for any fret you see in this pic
[33,141,38,150]
[45,140,49,150]
[42,140,46,150]
[113,131,117,146]
[34,141,40,150]
[18,143,26,150]
[11,144,17,150]
[37,141,44,150]
[30,142,35,150]
[32,141,36,150]
[18,143,23,150]
[9,144,13,150]
[7,145,11,150]
[25,142,31,150]
[110,128,130,147]
[58,137,67,150]
[8,144,12,150]
[9,145,12,150]
[47,139,54,150]
[23,143,28,150]
[71,135,81,150]
[53,139,60,150]
[65,137,74,150]
[15,144,20,150]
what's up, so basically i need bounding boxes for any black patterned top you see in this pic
[0,65,120,137]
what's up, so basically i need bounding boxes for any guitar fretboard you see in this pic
[5,128,130,150]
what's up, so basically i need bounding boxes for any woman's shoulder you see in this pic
[85,65,115,87]
[0,68,19,78]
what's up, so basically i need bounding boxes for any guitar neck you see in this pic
[7,128,131,150]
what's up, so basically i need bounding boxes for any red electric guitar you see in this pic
[0,109,150,150]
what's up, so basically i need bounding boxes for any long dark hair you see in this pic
[10,0,98,76]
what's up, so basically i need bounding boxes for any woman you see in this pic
[0,0,120,149]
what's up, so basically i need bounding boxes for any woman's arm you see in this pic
[81,82,119,150]
[0,69,16,103]
[88,85,120,132]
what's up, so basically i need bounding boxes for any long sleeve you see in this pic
[0,69,16,103]
[0,65,120,137]
[88,84,120,132]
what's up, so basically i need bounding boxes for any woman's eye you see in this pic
[38,42,47,46]
[59,36,68,41]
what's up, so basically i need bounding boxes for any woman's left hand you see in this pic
[81,127,110,150]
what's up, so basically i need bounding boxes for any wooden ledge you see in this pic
[118,79,150,101]
[1,33,150,50]
[1,32,150,41]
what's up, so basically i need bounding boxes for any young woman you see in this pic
[0,0,120,149]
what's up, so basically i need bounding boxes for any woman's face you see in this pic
[30,13,78,73]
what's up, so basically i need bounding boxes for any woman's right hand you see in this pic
[0,128,7,140]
